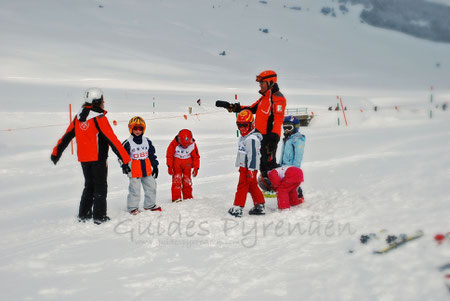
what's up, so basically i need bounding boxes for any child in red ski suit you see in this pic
[166,129,200,202]
[228,110,266,218]
[267,166,304,210]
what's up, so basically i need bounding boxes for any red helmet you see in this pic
[177,129,194,148]
[236,109,255,136]
[256,70,277,84]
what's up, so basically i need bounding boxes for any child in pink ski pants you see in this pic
[267,166,304,209]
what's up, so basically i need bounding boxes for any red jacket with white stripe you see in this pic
[52,106,130,164]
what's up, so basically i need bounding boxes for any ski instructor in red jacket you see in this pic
[224,70,286,175]
[51,88,131,225]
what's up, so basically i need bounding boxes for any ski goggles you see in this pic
[133,126,144,131]
[236,123,250,129]
[283,124,294,131]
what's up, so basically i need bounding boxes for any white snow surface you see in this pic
[0,0,449,300]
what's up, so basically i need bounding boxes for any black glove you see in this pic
[215,100,241,113]
[152,166,159,179]
[227,102,241,113]
[50,154,59,165]
[122,163,131,175]
[265,133,280,152]
[215,100,231,108]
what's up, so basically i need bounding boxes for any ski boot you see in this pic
[249,203,265,215]
[77,209,92,223]
[297,186,303,198]
[228,206,243,218]
[298,187,304,204]
[77,215,91,223]
[93,216,111,225]
[129,209,141,215]
[145,205,162,212]
[172,199,182,203]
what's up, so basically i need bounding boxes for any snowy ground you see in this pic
[1,0,450,300]
[1,106,449,300]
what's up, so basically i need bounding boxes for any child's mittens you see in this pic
[121,163,131,175]
[192,168,199,177]
[168,166,174,175]
[152,166,159,179]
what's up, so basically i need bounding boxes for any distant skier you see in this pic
[217,70,286,176]
[279,115,306,202]
[51,88,131,224]
[228,110,266,218]
[121,116,161,215]
[166,129,200,203]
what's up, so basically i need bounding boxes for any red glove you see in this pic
[168,166,174,175]
[192,168,199,177]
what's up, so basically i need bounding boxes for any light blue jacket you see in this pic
[280,132,306,168]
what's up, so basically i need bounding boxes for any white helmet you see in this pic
[84,87,104,104]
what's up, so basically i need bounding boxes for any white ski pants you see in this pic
[127,176,157,211]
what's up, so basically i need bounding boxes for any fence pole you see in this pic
[70,104,74,155]
[339,97,348,126]
[153,97,155,114]
[235,94,239,137]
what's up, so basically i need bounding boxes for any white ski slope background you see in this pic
[1,0,450,300]
[1,107,449,300]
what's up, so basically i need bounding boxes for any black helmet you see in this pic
[257,174,272,192]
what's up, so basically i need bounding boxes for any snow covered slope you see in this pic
[0,0,449,300]
[1,0,449,111]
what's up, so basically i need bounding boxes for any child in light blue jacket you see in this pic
[280,116,306,201]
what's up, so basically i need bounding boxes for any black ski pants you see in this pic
[260,135,279,175]
[79,160,108,219]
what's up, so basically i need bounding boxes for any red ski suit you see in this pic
[234,168,265,207]
[233,131,265,207]
[268,166,304,209]
[166,137,200,201]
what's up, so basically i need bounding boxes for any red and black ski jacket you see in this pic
[241,83,286,137]
[52,105,130,164]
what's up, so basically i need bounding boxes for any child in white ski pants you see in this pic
[127,176,157,210]
[121,116,161,214]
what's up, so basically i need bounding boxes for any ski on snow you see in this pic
[373,230,424,254]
